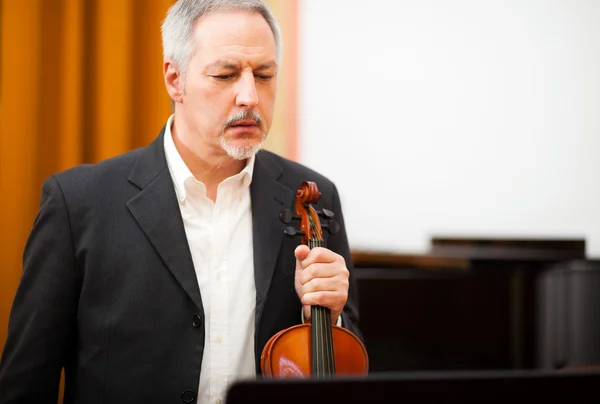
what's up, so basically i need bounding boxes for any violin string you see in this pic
[317,237,330,375]
[310,218,322,375]
[319,230,334,375]
[309,235,320,375]
[313,217,333,376]
[310,209,336,376]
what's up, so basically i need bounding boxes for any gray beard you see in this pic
[219,133,266,160]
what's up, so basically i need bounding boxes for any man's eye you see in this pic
[256,74,273,81]
[213,74,235,80]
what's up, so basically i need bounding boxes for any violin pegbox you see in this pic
[279,181,340,242]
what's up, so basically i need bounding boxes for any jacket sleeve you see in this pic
[0,175,80,403]
[326,183,364,343]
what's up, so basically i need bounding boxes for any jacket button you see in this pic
[192,314,202,327]
[181,389,195,403]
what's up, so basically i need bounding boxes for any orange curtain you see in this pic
[0,1,298,395]
[0,0,175,357]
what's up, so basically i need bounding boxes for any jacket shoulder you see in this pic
[257,150,337,192]
[55,145,145,183]
[45,146,149,205]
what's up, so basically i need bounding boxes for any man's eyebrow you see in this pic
[207,60,240,69]
[206,60,278,70]
[255,61,278,70]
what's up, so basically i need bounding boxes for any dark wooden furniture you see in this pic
[351,237,588,372]
[227,369,600,403]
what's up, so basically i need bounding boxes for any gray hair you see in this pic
[161,0,282,81]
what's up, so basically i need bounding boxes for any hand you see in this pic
[294,244,349,325]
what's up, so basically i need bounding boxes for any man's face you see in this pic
[173,10,278,160]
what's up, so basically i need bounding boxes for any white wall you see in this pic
[298,0,600,257]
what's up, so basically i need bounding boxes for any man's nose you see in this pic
[235,71,259,108]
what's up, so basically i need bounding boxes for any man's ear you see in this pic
[164,59,183,104]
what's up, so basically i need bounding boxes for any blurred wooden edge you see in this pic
[351,250,470,271]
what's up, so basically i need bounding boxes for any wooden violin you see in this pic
[260,181,369,378]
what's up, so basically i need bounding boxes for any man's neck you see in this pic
[171,120,246,202]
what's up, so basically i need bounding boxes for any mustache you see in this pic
[223,110,263,130]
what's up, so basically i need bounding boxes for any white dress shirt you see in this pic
[163,115,256,404]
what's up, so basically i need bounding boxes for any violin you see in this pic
[260,181,369,378]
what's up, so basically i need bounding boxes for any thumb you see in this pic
[295,245,312,320]
[294,245,311,271]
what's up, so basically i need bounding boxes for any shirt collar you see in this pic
[163,114,256,204]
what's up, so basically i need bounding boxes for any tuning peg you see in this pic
[284,226,306,237]
[279,209,301,224]
[317,208,335,220]
[322,220,340,235]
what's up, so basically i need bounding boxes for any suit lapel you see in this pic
[251,152,294,330]
[124,135,294,331]
[126,131,204,311]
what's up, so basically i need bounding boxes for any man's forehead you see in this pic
[192,10,276,51]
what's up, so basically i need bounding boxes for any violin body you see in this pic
[259,181,369,379]
[261,323,369,377]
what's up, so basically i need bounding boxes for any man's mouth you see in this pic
[230,120,258,128]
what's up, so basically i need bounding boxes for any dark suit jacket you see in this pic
[0,128,361,403]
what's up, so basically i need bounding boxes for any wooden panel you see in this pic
[430,237,586,261]
[356,271,514,371]
[352,251,469,271]
[350,237,586,372]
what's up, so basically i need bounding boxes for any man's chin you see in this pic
[220,139,264,160]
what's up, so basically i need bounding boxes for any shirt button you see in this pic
[181,389,195,403]
[216,398,222,404]
[192,314,202,328]
[216,271,221,281]
[216,335,223,343]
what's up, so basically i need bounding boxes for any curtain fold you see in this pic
[0,0,175,361]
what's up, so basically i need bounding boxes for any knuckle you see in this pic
[309,249,322,263]
[313,263,325,277]
[305,293,317,306]
[301,283,310,295]
[304,278,319,294]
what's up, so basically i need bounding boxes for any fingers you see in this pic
[294,246,349,322]
[295,246,349,293]
[299,290,346,315]
[295,247,347,281]
[300,274,348,294]
[294,245,311,271]
[297,262,348,286]
[295,246,340,268]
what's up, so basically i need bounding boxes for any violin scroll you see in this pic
[279,181,340,241]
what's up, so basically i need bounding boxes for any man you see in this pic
[0,1,362,403]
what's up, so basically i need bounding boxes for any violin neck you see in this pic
[311,305,335,377]
[309,237,336,377]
